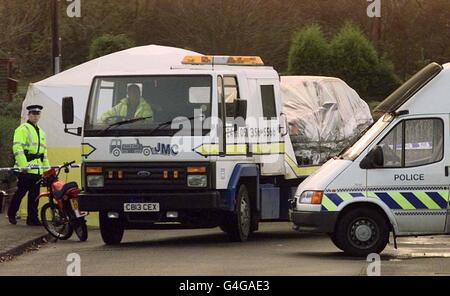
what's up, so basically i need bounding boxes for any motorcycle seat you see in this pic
[54,182,79,199]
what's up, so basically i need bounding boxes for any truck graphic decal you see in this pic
[109,139,179,157]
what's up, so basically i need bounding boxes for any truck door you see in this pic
[255,80,284,175]
[366,115,449,234]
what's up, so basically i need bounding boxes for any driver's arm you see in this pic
[100,103,122,123]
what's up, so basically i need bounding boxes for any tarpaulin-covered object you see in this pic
[281,76,373,165]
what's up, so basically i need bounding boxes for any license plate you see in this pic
[70,199,79,210]
[124,203,160,212]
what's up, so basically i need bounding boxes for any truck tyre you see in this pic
[99,211,124,245]
[224,184,252,242]
[335,208,389,257]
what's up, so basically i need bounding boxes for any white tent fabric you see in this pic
[281,76,373,166]
[22,45,201,147]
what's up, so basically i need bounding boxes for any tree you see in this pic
[287,24,330,76]
[330,24,400,99]
[89,34,135,59]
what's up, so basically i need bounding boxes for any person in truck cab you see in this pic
[101,84,153,123]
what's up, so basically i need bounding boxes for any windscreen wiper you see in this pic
[102,116,153,133]
[148,116,203,136]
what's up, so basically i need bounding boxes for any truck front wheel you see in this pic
[222,184,252,242]
[335,208,389,257]
[99,211,124,245]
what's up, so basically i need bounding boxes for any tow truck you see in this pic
[62,55,317,244]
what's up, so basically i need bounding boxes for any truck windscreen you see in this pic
[84,75,212,137]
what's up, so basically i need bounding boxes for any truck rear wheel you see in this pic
[222,184,252,242]
[99,211,124,245]
[335,208,389,257]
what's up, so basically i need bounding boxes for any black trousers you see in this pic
[8,173,41,222]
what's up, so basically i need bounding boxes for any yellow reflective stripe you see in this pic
[322,195,338,211]
[252,143,285,154]
[284,155,320,177]
[387,192,415,210]
[195,144,220,156]
[194,143,287,157]
[13,142,26,147]
[438,191,450,202]
[414,191,441,210]
[226,144,247,155]
[337,192,353,201]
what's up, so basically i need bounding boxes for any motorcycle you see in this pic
[36,161,88,241]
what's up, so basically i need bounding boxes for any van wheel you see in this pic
[99,211,124,245]
[223,184,252,242]
[335,208,389,257]
[329,233,343,251]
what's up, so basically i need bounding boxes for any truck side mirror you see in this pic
[62,97,74,124]
[62,96,82,137]
[360,146,384,169]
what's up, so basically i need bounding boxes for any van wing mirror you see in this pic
[62,96,82,137]
[360,146,384,169]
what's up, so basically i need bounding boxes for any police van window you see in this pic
[377,118,444,168]
[261,85,277,119]
[378,123,402,167]
[404,119,443,167]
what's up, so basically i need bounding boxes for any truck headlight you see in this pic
[87,175,104,188]
[299,191,323,204]
[187,175,207,188]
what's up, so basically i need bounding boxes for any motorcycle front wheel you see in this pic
[41,203,73,240]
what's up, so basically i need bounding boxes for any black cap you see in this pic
[26,105,43,113]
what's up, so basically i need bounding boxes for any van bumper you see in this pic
[290,210,338,233]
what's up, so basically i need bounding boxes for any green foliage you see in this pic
[288,23,401,100]
[288,24,330,76]
[89,34,135,60]
[0,116,19,170]
[329,24,400,99]
[0,96,23,176]
[330,24,376,97]
[0,96,24,118]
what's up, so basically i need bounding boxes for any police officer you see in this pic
[8,105,49,226]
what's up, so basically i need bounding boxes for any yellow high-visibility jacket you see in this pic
[101,98,153,123]
[12,121,49,175]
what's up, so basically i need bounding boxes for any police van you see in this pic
[62,55,316,245]
[290,62,450,256]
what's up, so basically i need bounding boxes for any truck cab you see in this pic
[290,62,450,256]
[62,55,313,245]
